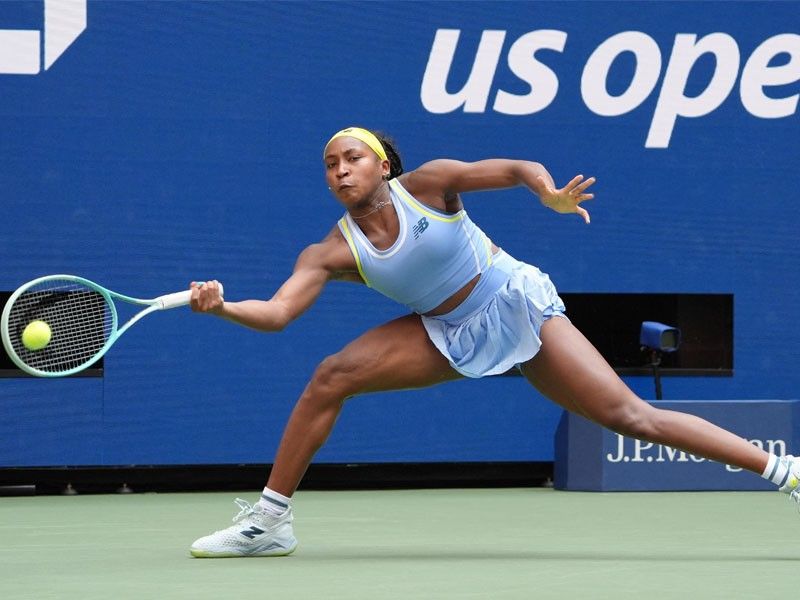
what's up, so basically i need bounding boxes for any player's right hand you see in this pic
[190,280,225,315]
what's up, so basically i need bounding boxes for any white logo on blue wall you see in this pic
[0,0,86,75]
[421,29,800,148]
[606,433,786,473]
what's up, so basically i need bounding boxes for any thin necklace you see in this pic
[351,198,392,219]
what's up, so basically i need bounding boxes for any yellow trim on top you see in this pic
[389,179,464,223]
[339,217,370,287]
[482,232,494,266]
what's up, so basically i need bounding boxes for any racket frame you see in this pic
[1,274,197,377]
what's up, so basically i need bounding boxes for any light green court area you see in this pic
[0,488,796,599]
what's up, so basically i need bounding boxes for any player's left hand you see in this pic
[537,174,595,224]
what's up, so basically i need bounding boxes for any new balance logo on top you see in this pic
[413,217,429,240]
[239,526,265,539]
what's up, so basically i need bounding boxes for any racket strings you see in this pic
[6,280,114,374]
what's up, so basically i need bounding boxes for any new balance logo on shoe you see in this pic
[240,526,265,539]
[413,217,429,240]
[190,498,298,558]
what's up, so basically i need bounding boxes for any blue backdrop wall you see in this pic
[1,1,798,466]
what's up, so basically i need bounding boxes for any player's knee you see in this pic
[308,353,361,399]
[601,401,660,440]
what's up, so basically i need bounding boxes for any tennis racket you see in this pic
[1,275,223,377]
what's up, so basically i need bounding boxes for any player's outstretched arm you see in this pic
[190,232,357,332]
[407,159,596,224]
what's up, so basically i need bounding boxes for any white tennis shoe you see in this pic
[778,455,800,506]
[190,498,298,558]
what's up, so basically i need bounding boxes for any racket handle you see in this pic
[157,282,225,309]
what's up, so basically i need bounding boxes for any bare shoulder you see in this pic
[401,159,466,192]
[399,160,467,211]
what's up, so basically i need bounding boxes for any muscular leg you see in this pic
[521,317,769,474]
[267,314,461,496]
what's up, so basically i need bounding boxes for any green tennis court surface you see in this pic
[0,488,796,599]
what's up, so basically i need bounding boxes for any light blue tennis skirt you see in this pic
[421,250,566,378]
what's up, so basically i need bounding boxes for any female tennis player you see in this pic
[187,127,800,557]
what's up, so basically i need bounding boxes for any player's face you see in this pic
[323,137,388,205]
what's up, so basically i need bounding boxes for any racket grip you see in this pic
[158,282,225,309]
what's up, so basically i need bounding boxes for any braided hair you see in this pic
[374,132,404,180]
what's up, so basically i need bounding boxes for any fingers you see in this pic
[565,174,585,190]
[568,174,595,215]
[565,175,595,224]
[203,280,223,297]
[573,175,596,193]
[189,280,224,313]
[566,175,596,199]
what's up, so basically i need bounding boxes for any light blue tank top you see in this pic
[337,178,496,314]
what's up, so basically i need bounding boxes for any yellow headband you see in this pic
[324,127,387,162]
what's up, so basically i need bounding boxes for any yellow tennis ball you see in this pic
[22,320,52,351]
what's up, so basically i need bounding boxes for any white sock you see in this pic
[761,454,792,487]
[256,486,291,515]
